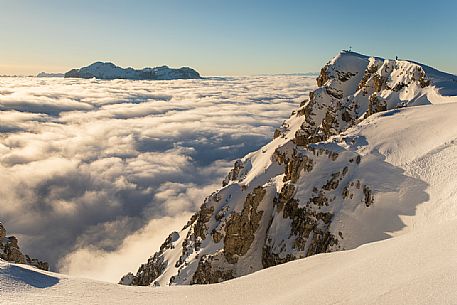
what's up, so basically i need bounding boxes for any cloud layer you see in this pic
[0,76,315,281]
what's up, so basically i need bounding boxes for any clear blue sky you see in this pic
[1,0,456,75]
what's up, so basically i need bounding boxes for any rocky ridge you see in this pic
[0,222,49,271]
[120,51,457,286]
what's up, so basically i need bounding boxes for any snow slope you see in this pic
[2,221,457,305]
[2,103,457,304]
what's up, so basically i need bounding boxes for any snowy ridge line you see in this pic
[120,50,457,286]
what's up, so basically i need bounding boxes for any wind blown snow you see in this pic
[0,76,315,282]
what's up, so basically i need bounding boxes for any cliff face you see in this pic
[121,51,457,286]
[64,62,201,80]
[0,222,49,271]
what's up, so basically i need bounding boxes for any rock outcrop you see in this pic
[121,51,457,286]
[0,222,49,271]
[64,62,201,80]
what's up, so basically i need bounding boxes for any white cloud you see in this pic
[0,75,315,281]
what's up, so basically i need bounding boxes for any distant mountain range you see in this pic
[63,62,201,80]
[37,72,64,78]
[35,65,320,80]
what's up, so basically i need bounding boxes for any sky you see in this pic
[0,0,456,75]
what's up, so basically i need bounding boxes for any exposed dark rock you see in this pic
[0,224,5,240]
[321,107,339,137]
[308,191,328,207]
[191,255,234,285]
[0,222,48,270]
[336,71,357,82]
[316,66,329,87]
[120,231,182,286]
[129,252,167,286]
[2,236,26,264]
[25,255,49,272]
[284,152,313,183]
[392,82,407,92]
[418,68,431,88]
[366,94,387,117]
[273,128,282,139]
[211,229,224,244]
[262,245,295,268]
[194,203,215,240]
[373,74,387,92]
[322,171,342,191]
[356,155,362,164]
[223,160,244,186]
[363,185,375,207]
[358,61,381,91]
[342,186,349,199]
[326,87,344,99]
[223,187,266,264]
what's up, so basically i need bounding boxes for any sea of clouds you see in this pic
[0,75,315,282]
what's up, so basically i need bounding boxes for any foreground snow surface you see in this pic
[1,222,456,305]
[2,102,457,304]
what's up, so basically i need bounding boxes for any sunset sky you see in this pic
[1,0,456,75]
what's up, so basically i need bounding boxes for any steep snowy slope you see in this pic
[64,62,201,80]
[121,51,457,286]
[2,102,457,304]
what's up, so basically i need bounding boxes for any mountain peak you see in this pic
[120,51,457,286]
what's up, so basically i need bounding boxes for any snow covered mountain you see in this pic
[120,50,457,286]
[2,50,457,305]
[0,223,48,271]
[64,62,201,80]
